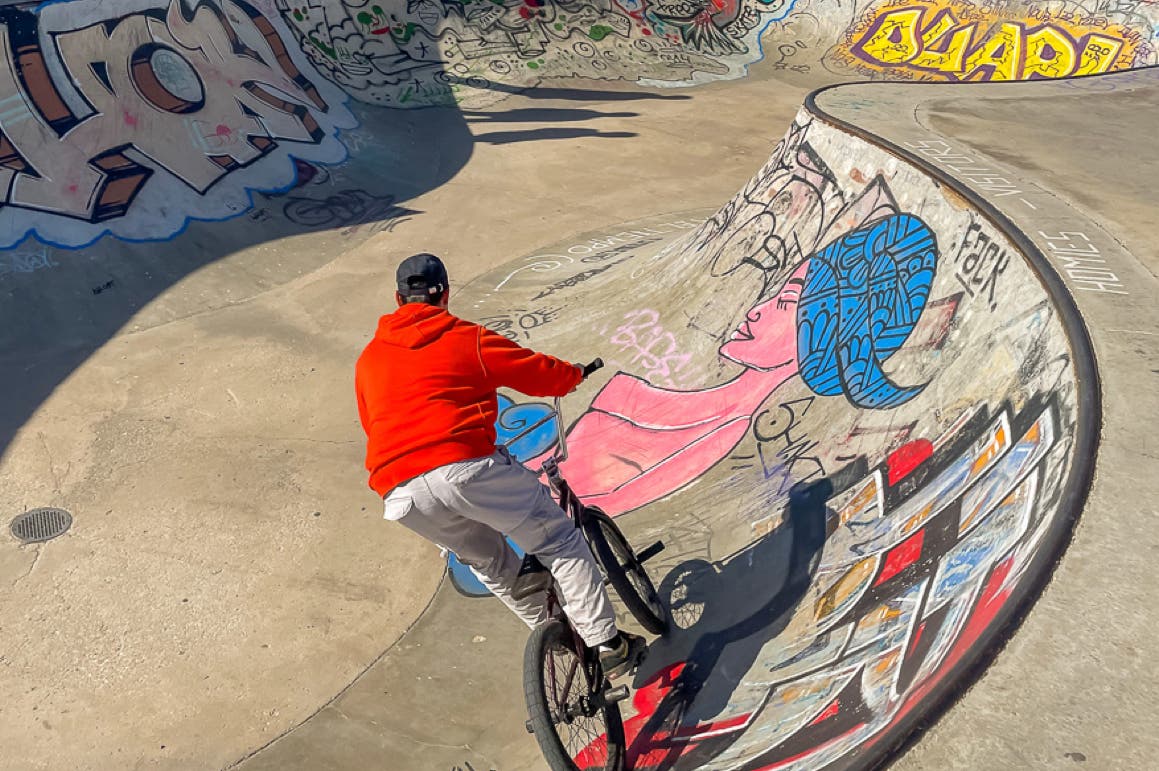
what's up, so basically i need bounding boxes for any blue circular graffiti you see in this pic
[797,213,938,409]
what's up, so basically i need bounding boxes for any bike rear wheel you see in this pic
[584,508,669,635]
[524,618,626,771]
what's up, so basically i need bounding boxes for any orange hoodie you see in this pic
[355,303,583,497]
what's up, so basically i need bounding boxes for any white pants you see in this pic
[384,447,617,647]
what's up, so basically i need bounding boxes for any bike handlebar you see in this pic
[553,359,601,464]
[497,357,604,470]
[580,358,604,380]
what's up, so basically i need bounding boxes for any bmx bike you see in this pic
[505,358,669,771]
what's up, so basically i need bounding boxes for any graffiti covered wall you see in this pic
[271,0,1159,108]
[454,108,1083,769]
[3,0,1158,246]
[0,0,354,248]
[830,0,1158,81]
[272,0,805,107]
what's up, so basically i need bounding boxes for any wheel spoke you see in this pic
[549,645,579,712]
[529,620,622,770]
[543,642,610,762]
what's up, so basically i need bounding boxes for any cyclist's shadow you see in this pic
[626,474,843,768]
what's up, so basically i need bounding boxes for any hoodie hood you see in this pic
[376,304,459,349]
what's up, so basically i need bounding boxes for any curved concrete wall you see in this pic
[273,0,1159,103]
[454,105,1089,769]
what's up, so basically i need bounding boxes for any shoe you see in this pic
[599,632,648,679]
[511,554,552,601]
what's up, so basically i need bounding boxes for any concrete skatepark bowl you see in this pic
[1,1,1157,769]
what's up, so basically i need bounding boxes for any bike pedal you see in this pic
[603,685,630,705]
[636,540,665,563]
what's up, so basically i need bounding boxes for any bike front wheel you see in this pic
[524,618,626,771]
[584,507,669,635]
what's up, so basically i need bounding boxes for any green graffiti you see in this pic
[588,25,614,41]
[391,21,421,43]
[400,81,460,106]
[308,35,337,59]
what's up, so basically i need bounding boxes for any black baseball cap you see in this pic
[396,253,448,297]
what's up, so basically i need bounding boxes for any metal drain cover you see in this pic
[10,507,72,544]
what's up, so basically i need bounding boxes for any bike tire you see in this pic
[583,508,669,635]
[524,618,626,771]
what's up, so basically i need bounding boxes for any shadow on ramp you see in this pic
[629,477,833,769]
[1,69,680,465]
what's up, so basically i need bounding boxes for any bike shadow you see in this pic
[623,476,837,768]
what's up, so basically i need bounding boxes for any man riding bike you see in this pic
[355,253,646,677]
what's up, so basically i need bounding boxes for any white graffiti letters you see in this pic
[0,0,349,247]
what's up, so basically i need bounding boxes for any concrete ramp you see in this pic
[445,109,1094,770]
[237,97,1098,770]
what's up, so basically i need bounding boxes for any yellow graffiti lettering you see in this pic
[910,14,976,73]
[963,22,1023,81]
[855,8,924,65]
[1024,26,1077,79]
[847,2,1135,82]
[1076,33,1124,75]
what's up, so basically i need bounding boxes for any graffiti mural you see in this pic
[518,211,937,518]
[273,0,804,106]
[615,398,1063,770]
[833,0,1154,81]
[452,112,1081,769]
[0,0,353,248]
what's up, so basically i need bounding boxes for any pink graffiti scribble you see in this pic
[608,309,693,388]
[195,121,239,149]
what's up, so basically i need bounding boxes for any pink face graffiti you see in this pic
[719,260,810,372]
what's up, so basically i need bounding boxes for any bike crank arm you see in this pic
[522,685,632,732]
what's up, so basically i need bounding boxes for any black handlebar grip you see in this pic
[581,358,604,379]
